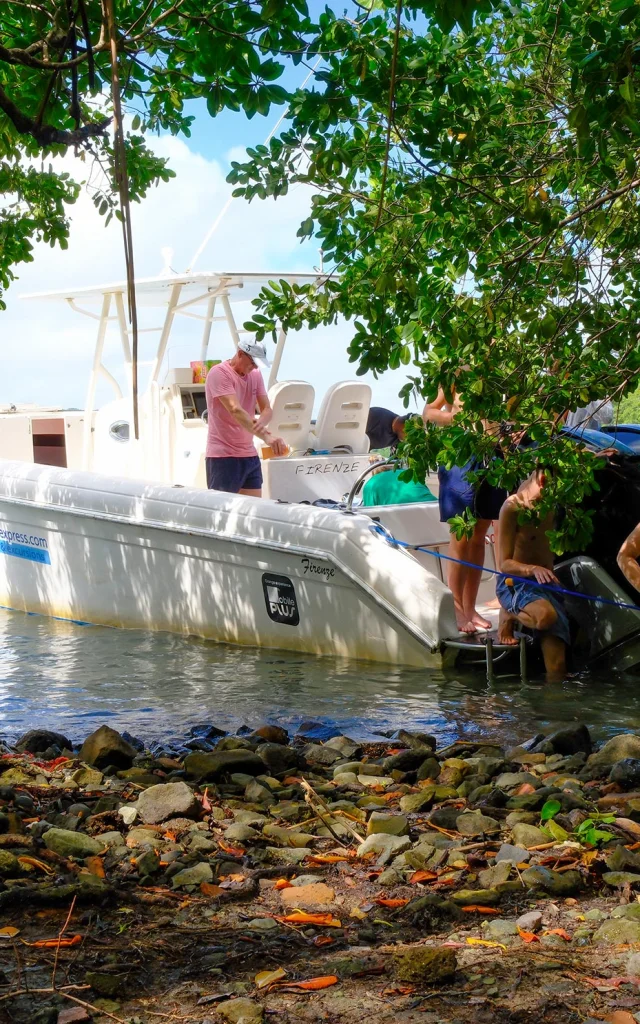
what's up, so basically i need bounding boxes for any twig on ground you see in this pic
[300,777,365,846]
[52,894,77,989]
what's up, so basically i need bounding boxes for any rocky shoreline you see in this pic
[2,721,640,1024]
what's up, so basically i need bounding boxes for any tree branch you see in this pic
[0,82,110,145]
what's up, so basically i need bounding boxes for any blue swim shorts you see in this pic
[438,461,507,523]
[496,576,571,646]
[206,455,263,493]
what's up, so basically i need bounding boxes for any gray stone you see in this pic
[593,918,640,944]
[15,728,72,754]
[262,823,314,847]
[505,811,537,827]
[324,735,362,759]
[451,888,500,906]
[97,831,125,849]
[43,827,104,859]
[611,903,640,920]
[118,805,138,825]
[357,833,411,864]
[587,733,640,769]
[399,787,436,813]
[511,823,549,848]
[0,851,19,876]
[478,860,512,889]
[626,951,640,976]
[357,774,393,788]
[184,749,265,779]
[188,833,218,852]
[532,725,592,756]
[78,725,137,769]
[172,862,214,888]
[521,866,582,895]
[367,812,409,837]
[126,827,165,849]
[245,779,276,804]
[224,823,261,843]
[232,811,268,827]
[496,843,530,864]
[609,758,640,790]
[135,781,199,824]
[264,847,308,864]
[485,919,519,941]
[217,997,264,1023]
[334,761,377,777]
[416,758,441,782]
[302,743,342,766]
[496,772,541,791]
[456,810,500,836]
[602,871,640,887]
[333,772,359,786]
[584,908,607,921]
[257,743,300,776]
[383,747,435,772]
[516,910,543,932]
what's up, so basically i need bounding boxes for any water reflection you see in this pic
[0,608,638,747]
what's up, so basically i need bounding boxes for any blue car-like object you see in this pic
[561,424,637,455]
[600,423,640,454]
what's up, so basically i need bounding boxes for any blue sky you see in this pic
[2,66,418,417]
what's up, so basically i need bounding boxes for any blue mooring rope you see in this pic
[370,524,640,615]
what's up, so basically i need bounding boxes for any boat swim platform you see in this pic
[441,631,531,681]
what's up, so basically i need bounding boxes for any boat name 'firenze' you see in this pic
[301,557,335,579]
[295,460,360,476]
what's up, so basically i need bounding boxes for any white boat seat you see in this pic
[310,381,372,454]
[261,380,315,455]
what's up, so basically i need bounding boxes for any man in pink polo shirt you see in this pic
[205,339,287,496]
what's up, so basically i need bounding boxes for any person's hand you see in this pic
[532,565,559,585]
[269,435,288,457]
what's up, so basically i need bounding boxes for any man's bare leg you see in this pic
[540,634,566,681]
[497,608,518,645]
[462,520,492,629]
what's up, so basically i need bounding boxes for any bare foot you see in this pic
[455,608,477,634]
[470,611,492,631]
[498,611,518,646]
[484,597,501,610]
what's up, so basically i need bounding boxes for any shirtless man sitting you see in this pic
[496,468,570,681]
[617,524,640,592]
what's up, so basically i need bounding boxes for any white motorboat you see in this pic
[0,269,506,666]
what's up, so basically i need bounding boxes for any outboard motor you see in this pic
[555,455,640,670]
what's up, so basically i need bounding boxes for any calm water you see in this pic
[0,607,639,750]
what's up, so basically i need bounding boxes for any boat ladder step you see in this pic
[441,632,531,682]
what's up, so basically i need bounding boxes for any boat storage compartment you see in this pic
[32,417,67,468]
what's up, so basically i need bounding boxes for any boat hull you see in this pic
[0,461,457,667]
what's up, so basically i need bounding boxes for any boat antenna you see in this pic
[185,56,322,274]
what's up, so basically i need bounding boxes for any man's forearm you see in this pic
[230,406,272,441]
[500,558,537,578]
[618,553,640,593]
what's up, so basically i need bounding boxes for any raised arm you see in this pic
[254,393,273,433]
[498,500,559,585]
[422,388,460,427]
[218,394,286,454]
[617,523,640,593]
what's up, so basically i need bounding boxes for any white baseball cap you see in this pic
[238,338,271,368]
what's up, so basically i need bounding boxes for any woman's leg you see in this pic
[447,533,477,633]
[462,519,492,629]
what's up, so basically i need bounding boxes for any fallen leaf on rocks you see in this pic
[409,870,438,884]
[276,912,342,927]
[374,898,409,908]
[201,788,213,812]
[582,977,629,990]
[26,935,83,948]
[275,878,294,890]
[518,930,540,943]
[606,1012,638,1024]
[255,967,286,989]
[467,938,507,951]
[57,1006,90,1023]
[306,854,352,865]
[85,856,105,879]
[312,936,334,947]
[382,984,415,996]
[350,907,369,920]
[17,856,54,875]
[514,783,536,795]
[219,873,247,883]
[543,928,571,941]
[200,883,224,898]
[461,906,500,915]
[281,975,338,991]
[0,927,20,938]
[615,819,640,838]
[218,840,245,856]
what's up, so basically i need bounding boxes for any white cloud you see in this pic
[1,133,414,415]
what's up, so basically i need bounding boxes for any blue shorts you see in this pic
[496,576,571,646]
[438,461,507,523]
[206,456,263,493]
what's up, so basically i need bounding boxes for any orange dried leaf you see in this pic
[374,898,409,908]
[605,1011,638,1024]
[277,912,341,927]
[28,935,83,949]
[313,936,334,947]
[16,856,54,875]
[275,878,294,890]
[305,854,351,865]
[409,870,438,884]
[85,856,105,879]
[518,929,540,943]
[382,983,415,996]
[286,975,338,991]
[218,840,245,856]
[0,927,19,938]
[514,783,536,795]
[200,883,224,898]
[461,906,500,915]
[163,830,178,841]
[466,938,507,951]
[543,928,571,941]
[255,967,286,989]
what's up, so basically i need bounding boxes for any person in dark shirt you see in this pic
[366,407,409,451]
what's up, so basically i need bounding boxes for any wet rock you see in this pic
[521,866,582,895]
[593,918,640,944]
[184,749,264,780]
[15,728,72,754]
[396,730,437,751]
[611,903,640,920]
[505,811,538,827]
[85,972,122,997]
[399,788,436,813]
[478,860,512,889]
[118,805,138,826]
[626,951,640,975]
[455,810,500,836]
[357,833,411,864]
[280,882,335,907]
[496,843,530,864]
[125,827,165,849]
[511,823,549,848]
[324,735,362,759]
[98,832,125,849]
[224,824,260,844]
[609,758,640,790]
[217,998,263,1023]
[357,774,393,788]
[393,946,457,984]
[135,782,199,824]
[244,780,276,805]
[257,743,300,776]
[532,725,592,756]
[383,747,434,772]
[264,847,308,865]
[71,767,103,787]
[172,862,214,888]
[333,772,359,786]
[0,851,19,875]
[43,827,104,859]
[367,812,409,836]
[78,726,137,769]
[429,807,463,831]
[602,871,640,887]
[296,721,336,741]
[605,844,640,872]
[416,757,441,782]
[517,910,543,932]
[588,734,640,769]
[302,743,342,766]
[262,824,314,847]
[251,725,289,745]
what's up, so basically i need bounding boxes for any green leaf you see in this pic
[540,799,561,822]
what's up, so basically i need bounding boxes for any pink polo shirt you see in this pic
[205,360,267,458]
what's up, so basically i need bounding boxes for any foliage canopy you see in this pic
[231,0,640,549]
